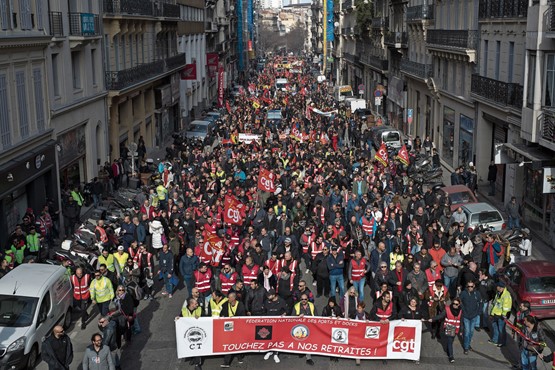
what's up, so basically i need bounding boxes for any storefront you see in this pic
[442,106,455,167]
[0,140,59,247]
[58,125,87,190]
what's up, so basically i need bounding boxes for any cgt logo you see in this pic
[392,326,416,353]
[227,208,241,223]
[184,327,207,350]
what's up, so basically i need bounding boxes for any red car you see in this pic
[498,260,555,319]
[438,185,478,212]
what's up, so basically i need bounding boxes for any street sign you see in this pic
[375,96,382,106]
[358,84,365,91]
[407,108,413,124]
[359,90,364,95]
[374,90,382,97]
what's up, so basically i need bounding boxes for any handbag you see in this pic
[444,323,456,337]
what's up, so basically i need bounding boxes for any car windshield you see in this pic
[0,295,39,327]
[383,132,400,142]
[189,124,208,133]
[450,191,474,204]
[268,111,282,119]
[526,276,555,293]
[470,211,502,224]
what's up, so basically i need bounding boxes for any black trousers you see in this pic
[73,298,89,325]
[317,275,331,296]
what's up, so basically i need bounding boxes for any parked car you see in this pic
[185,120,213,140]
[498,260,555,319]
[461,202,505,232]
[439,185,478,212]
[370,125,403,150]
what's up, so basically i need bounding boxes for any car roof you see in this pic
[441,185,474,193]
[0,264,64,297]
[461,202,498,213]
[513,260,555,277]
[190,120,210,126]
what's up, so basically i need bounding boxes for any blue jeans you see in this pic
[353,278,366,301]
[329,274,345,299]
[508,216,521,230]
[521,349,537,370]
[491,316,507,345]
[488,264,497,278]
[444,275,457,297]
[163,272,173,295]
[463,316,480,350]
[182,274,193,296]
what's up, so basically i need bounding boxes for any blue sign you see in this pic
[407,108,413,124]
[326,0,334,42]
[81,13,95,35]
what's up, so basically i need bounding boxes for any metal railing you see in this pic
[400,59,433,79]
[426,29,479,50]
[69,13,99,36]
[371,17,388,28]
[406,4,434,21]
[104,0,180,18]
[343,52,359,63]
[478,0,528,19]
[49,11,63,36]
[384,31,407,46]
[360,52,388,71]
[105,53,186,90]
[541,108,555,145]
[156,2,180,18]
[550,0,555,31]
[470,74,523,109]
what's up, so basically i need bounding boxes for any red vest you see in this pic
[95,226,108,243]
[301,234,313,254]
[444,306,462,335]
[219,271,238,295]
[361,216,375,236]
[310,241,324,260]
[350,258,367,281]
[241,264,260,285]
[194,270,213,293]
[425,268,440,295]
[265,259,281,276]
[70,274,90,300]
[376,302,393,319]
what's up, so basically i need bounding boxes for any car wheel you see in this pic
[26,345,38,369]
[63,308,72,330]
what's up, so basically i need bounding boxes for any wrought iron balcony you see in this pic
[69,13,99,36]
[103,0,154,16]
[371,17,388,28]
[471,74,523,109]
[550,0,555,31]
[343,52,359,64]
[105,53,186,90]
[426,30,479,50]
[400,59,433,79]
[360,52,388,71]
[406,4,434,21]
[342,0,354,9]
[49,11,63,37]
[155,2,180,18]
[384,31,407,47]
[541,108,555,145]
[478,0,528,19]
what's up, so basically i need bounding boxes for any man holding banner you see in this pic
[220,292,247,368]
[293,293,316,366]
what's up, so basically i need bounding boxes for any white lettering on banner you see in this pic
[392,338,416,352]
[203,241,213,256]
[227,208,241,223]
[260,177,273,189]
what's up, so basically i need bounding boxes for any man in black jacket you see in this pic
[220,292,247,367]
[312,245,330,298]
[246,280,266,315]
[262,289,287,363]
[41,325,73,370]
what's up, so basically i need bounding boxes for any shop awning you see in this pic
[496,143,555,169]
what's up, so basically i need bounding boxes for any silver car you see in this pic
[462,202,506,232]
[185,120,212,139]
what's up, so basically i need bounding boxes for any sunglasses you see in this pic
[301,299,308,301]
[380,266,387,269]
[453,303,460,306]
[117,289,125,291]
[467,285,475,288]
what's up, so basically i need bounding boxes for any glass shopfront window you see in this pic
[458,114,474,167]
[442,106,455,167]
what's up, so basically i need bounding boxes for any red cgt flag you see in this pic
[198,232,225,267]
[181,63,197,80]
[224,195,246,225]
[375,143,389,167]
[258,168,276,192]
[396,144,410,166]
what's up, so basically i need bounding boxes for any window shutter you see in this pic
[16,71,29,139]
[33,68,45,132]
[0,73,12,148]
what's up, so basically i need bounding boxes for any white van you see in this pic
[333,85,354,102]
[0,264,72,369]
[275,78,288,92]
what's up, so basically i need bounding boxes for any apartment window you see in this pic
[52,53,60,96]
[104,34,110,71]
[453,0,459,29]
[483,40,489,76]
[33,68,45,132]
[121,34,126,69]
[495,41,501,80]
[36,0,44,29]
[0,0,12,30]
[545,54,555,107]
[527,53,536,107]
[460,64,466,96]
[135,35,140,65]
[141,35,145,63]
[129,35,133,67]
[19,0,32,29]
[451,62,457,93]
[91,49,97,85]
[0,73,11,148]
[114,35,120,70]
[442,60,448,90]
[71,51,81,89]
[508,42,514,83]
[15,71,29,138]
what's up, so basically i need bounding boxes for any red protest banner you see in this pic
[258,168,276,192]
[223,195,246,225]
[396,144,410,166]
[198,232,225,266]
[375,143,389,167]
[218,66,225,107]
[181,63,197,80]
[175,317,422,360]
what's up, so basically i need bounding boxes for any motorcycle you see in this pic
[46,250,97,275]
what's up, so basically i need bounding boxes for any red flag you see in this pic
[225,100,231,113]
[199,233,225,267]
[396,145,410,166]
[181,64,197,80]
[217,65,224,107]
[224,195,246,225]
[258,168,276,192]
[375,143,389,167]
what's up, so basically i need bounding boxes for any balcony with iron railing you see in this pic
[69,13,100,36]
[360,51,388,71]
[105,53,186,91]
[343,52,359,64]
[104,0,180,18]
[371,16,388,29]
[49,12,63,36]
[478,0,528,19]
[384,31,407,47]
[400,59,433,79]
[406,4,434,21]
[156,2,180,18]
[541,108,555,146]
[470,74,523,109]
[550,0,555,32]
[426,30,479,50]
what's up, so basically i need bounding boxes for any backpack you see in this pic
[126,281,143,306]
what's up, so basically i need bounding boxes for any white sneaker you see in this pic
[264,352,272,361]
[305,269,310,274]
[274,354,280,363]
[312,281,317,286]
